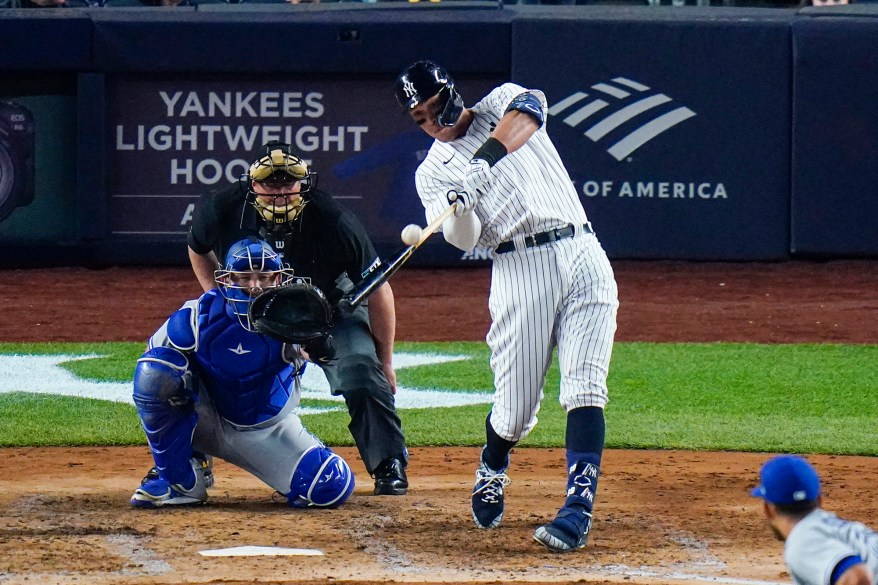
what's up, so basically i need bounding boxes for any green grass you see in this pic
[1,341,876,455]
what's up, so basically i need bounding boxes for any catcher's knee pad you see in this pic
[287,446,354,509]
[133,346,195,407]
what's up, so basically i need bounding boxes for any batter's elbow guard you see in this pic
[287,446,355,508]
[504,91,545,128]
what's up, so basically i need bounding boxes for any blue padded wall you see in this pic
[791,11,878,256]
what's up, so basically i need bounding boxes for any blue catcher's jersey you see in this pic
[149,291,300,427]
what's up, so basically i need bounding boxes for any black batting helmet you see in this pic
[394,60,464,127]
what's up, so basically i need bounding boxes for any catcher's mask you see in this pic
[215,237,294,331]
[394,60,464,127]
[245,142,316,234]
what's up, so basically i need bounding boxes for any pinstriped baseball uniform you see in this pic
[784,510,878,585]
[414,83,619,441]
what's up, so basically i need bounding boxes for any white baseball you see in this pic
[401,224,422,246]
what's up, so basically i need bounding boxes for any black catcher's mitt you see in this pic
[249,283,333,344]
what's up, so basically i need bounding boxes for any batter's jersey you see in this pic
[188,185,381,305]
[414,82,588,248]
[784,509,878,585]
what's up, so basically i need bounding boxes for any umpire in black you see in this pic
[187,141,408,495]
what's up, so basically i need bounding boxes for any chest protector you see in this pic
[170,292,298,426]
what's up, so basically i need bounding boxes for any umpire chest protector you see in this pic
[167,292,298,427]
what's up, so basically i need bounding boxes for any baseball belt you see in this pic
[495,223,592,255]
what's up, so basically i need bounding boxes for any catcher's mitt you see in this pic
[249,283,333,344]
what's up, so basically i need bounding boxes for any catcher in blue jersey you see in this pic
[130,237,354,509]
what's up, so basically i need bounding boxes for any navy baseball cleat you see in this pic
[533,507,592,552]
[373,457,408,495]
[471,461,510,529]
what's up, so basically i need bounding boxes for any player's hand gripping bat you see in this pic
[337,202,458,313]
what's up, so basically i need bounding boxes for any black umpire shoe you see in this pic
[373,457,408,495]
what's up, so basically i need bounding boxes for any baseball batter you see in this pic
[752,455,878,585]
[130,238,354,509]
[394,61,618,552]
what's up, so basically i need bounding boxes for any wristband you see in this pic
[472,137,508,168]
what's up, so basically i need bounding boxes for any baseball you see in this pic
[401,224,422,246]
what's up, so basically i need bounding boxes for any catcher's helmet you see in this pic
[215,237,294,331]
[394,60,464,127]
[245,141,316,233]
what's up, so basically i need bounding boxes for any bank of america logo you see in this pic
[549,77,696,161]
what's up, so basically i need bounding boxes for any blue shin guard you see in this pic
[133,347,198,486]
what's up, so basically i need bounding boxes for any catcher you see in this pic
[186,141,408,496]
[131,237,354,509]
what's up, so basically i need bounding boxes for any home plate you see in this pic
[199,546,324,557]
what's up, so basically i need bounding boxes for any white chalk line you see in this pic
[0,352,493,412]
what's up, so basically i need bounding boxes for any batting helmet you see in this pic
[394,60,464,127]
[245,141,316,233]
[215,237,294,331]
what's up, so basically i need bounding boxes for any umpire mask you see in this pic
[246,143,316,234]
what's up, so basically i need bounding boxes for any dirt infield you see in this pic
[1,260,876,585]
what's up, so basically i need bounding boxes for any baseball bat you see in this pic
[337,203,457,312]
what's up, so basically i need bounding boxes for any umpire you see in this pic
[186,141,408,496]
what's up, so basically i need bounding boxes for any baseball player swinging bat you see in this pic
[337,202,458,313]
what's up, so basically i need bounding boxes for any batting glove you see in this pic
[464,158,493,199]
[446,189,477,217]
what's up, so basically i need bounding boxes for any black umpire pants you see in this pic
[319,305,406,475]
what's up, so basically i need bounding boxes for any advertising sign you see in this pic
[106,74,502,264]
[513,16,792,260]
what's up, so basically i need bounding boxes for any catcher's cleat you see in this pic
[471,461,510,529]
[194,454,215,489]
[141,466,160,485]
[131,477,208,509]
[533,507,592,552]
[131,456,212,509]
[140,454,214,489]
[373,457,408,495]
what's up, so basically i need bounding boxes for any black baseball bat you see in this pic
[337,203,457,313]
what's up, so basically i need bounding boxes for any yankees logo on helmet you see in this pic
[394,60,464,127]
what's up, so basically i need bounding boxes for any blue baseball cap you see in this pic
[751,455,821,505]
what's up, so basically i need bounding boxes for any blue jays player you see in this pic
[752,455,878,585]
[394,61,618,552]
[131,237,354,509]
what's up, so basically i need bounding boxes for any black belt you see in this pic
[495,223,592,255]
